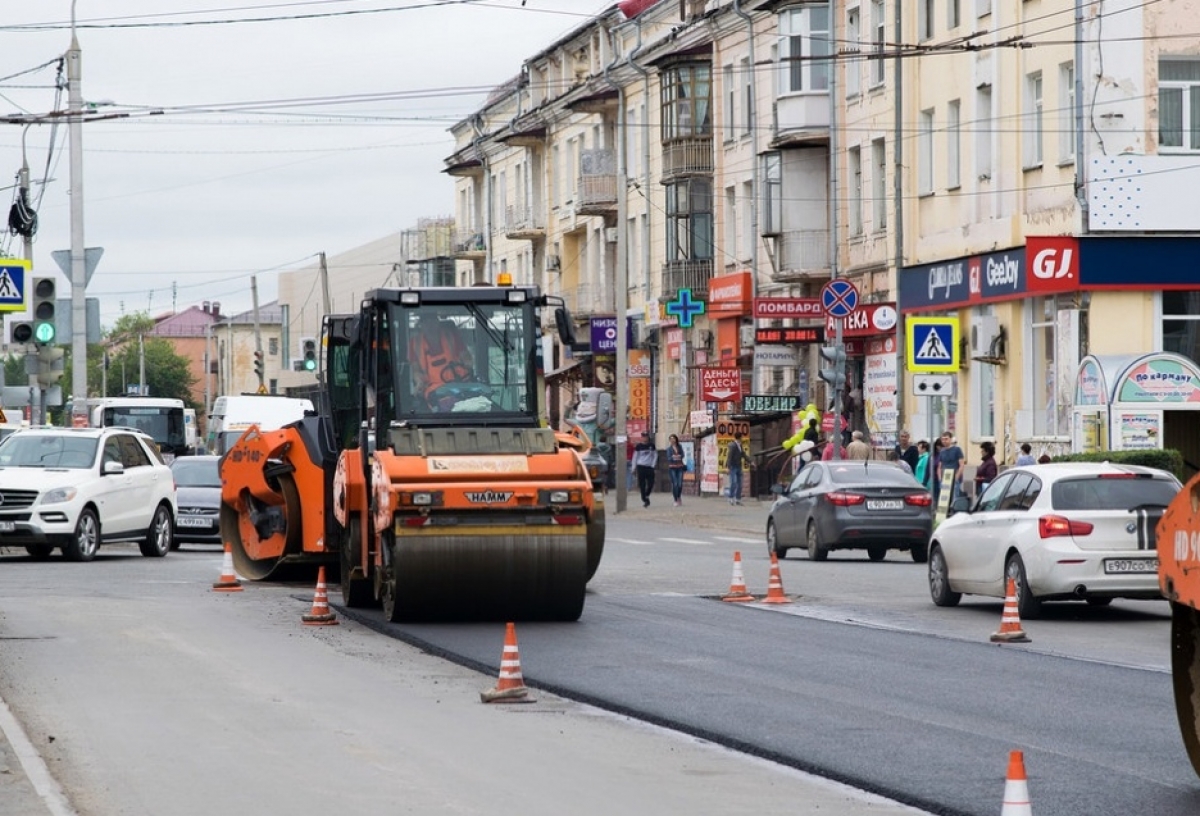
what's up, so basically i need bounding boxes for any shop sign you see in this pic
[700,367,742,402]
[753,298,822,319]
[825,303,897,338]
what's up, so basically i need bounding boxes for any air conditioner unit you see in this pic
[603,227,618,243]
[970,314,1006,364]
[547,255,561,272]
[739,325,755,347]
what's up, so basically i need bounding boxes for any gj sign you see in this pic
[700,367,742,403]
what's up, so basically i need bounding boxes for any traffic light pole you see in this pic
[67,22,88,426]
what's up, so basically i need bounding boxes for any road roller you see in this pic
[1157,472,1200,776]
[219,284,605,622]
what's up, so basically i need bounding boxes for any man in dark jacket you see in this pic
[633,432,658,508]
[894,430,919,473]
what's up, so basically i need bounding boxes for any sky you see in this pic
[0,0,610,329]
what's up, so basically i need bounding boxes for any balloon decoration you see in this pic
[781,403,822,453]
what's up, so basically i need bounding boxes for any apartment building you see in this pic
[444,0,1200,473]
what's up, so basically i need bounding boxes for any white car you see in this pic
[927,462,1180,619]
[0,426,177,561]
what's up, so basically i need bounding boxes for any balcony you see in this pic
[577,149,617,215]
[504,205,545,241]
[660,258,714,304]
[771,94,830,147]
[773,229,831,282]
[661,136,713,180]
[574,282,615,317]
[453,231,486,259]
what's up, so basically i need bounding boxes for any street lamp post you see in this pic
[67,7,88,425]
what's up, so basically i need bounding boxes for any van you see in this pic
[206,395,315,455]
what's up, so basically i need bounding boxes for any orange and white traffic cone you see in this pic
[301,566,339,626]
[761,552,792,604]
[481,622,534,703]
[991,577,1031,643]
[212,542,243,592]
[1000,750,1033,815]
[722,551,756,602]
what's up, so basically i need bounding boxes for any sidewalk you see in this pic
[604,489,772,537]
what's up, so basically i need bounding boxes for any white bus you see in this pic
[90,397,189,460]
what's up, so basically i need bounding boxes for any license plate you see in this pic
[1103,558,1158,574]
[177,517,212,528]
[0,521,14,533]
[866,500,903,511]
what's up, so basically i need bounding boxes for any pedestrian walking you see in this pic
[894,430,919,472]
[936,432,965,503]
[974,441,998,496]
[726,432,746,505]
[633,432,658,508]
[666,434,686,506]
[1015,442,1036,466]
[846,430,871,460]
[914,440,931,486]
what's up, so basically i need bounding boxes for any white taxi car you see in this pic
[928,462,1180,619]
[0,426,177,561]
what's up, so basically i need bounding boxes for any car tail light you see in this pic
[825,491,866,506]
[1039,514,1094,538]
[904,493,933,507]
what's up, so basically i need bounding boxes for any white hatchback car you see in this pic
[0,426,177,561]
[928,462,1180,618]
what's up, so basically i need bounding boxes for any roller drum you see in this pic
[1172,601,1200,777]
[389,530,587,622]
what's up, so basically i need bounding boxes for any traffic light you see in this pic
[9,319,33,345]
[36,346,64,387]
[253,350,265,380]
[300,337,318,372]
[31,277,56,345]
[818,344,847,390]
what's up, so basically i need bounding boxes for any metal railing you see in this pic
[777,229,831,278]
[661,136,713,178]
[661,258,714,302]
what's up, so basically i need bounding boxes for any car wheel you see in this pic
[867,546,887,562]
[767,520,788,559]
[910,541,928,563]
[63,508,100,562]
[1086,597,1113,607]
[139,503,173,557]
[928,545,962,607]
[25,544,54,560]
[806,522,828,562]
[1005,553,1042,620]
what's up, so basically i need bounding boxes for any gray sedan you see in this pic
[767,460,934,562]
[169,455,222,548]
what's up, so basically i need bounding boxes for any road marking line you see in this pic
[660,537,712,546]
[607,537,655,545]
[715,536,762,545]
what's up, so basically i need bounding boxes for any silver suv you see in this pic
[0,426,177,561]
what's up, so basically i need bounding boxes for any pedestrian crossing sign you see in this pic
[0,259,30,313]
[906,317,960,372]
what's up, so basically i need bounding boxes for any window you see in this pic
[742,57,753,136]
[870,0,885,86]
[919,0,934,41]
[1162,291,1200,365]
[846,6,861,97]
[947,99,961,188]
[666,178,714,261]
[268,337,278,356]
[778,4,831,94]
[662,62,712,139]
[725,185,737,260]
[1029,295,1078,438]
[976,84,993,180]
[723,64,736,140]
[761,152,782,235]
[971,308,996,438]
[1058,62,1075,162]
[1158,59,1200,151]
[848,146,863,236]
[919,109,934,194]
[1024,71,1043,168]
[741,181,753,259]
[947,0,960,29]
[871,138,887,230]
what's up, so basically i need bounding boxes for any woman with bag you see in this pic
[666,434,686,507]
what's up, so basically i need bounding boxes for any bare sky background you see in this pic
[0,0,608,327]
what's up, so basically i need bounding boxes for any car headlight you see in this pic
[42,486,79,505]
[550,490,570,503]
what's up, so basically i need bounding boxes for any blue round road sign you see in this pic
[821,279,859,318]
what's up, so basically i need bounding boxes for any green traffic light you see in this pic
[34,323,55,343]
[303,358,317,371]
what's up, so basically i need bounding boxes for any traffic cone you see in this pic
[722,550,755,602]
[1000,750,1033,815]
[481,622,534,703]
[212,542,243,592]
[761,552,792,604]
[991,577,1031,643]
[301,566,339,626]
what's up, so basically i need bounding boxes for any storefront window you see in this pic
[1028,295,1081,438]
[971,307,996,439]
[1162,291,1200,364]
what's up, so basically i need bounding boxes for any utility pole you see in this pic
[251,275,264,393]
[67,5,88,426]
[319,252,332,316]
[18,134,41,424]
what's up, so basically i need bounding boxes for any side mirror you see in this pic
[554,306,577,347]
[102,460,125,476]
[771,483,786,496]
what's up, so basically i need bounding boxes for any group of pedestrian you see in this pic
[893,431,1053,504]
[632,431,691,508]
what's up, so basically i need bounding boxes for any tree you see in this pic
[95,312,199,408]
